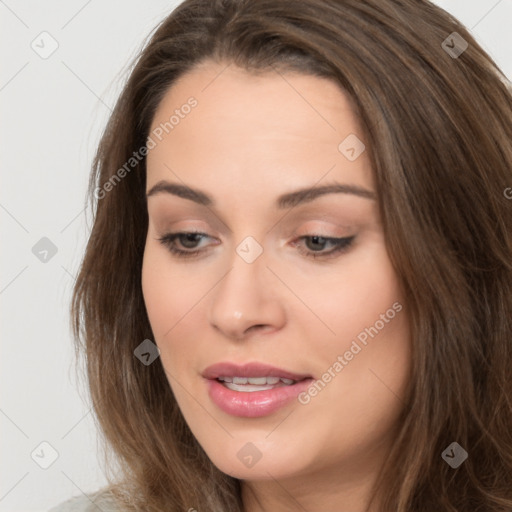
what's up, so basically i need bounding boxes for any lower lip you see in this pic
[206,378,314,418]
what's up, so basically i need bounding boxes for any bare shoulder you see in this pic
[48,489,121,512]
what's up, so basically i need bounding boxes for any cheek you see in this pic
[141,240,200,335]
[141,241,185,358]
[298,240,411,411]
[141,239,214,377]
[141,242,169,337]
[297,239,404,348]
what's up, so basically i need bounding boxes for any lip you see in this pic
[202,362,312,381]
[202,362,314,418]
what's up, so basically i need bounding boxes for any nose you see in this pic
[207,248,286,341]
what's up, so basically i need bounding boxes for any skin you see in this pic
[141,60,412,512]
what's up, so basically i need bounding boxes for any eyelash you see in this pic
[157,231,356,260]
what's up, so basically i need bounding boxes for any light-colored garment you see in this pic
[48,489,120,512]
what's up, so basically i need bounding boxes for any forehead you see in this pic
[146,61,374,207]
[150,60,362,130]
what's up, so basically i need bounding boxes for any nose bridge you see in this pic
[207,234,286,339]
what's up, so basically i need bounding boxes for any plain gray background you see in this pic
[1,1,511,511]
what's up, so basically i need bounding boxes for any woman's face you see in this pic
[142,60,411,487]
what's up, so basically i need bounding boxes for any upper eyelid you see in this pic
[155,218,356,236]
[148,207,367,235]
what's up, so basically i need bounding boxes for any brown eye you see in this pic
[174,232,203,249]
[157,231,210,258]
[294,235,356,259]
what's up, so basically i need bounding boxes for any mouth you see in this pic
[202,362,314,417]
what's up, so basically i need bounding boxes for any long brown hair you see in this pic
[71,1,512,510]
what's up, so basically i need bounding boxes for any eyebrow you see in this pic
[146,180,376,208]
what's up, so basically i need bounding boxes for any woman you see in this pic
[50,0,512,510]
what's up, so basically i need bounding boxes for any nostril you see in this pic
[248,324,268,333]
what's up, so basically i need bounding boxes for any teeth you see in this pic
[224,382,276,392]
[217,376,297,390]
[247,377,267,385]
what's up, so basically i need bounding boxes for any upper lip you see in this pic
[202,362,312,381]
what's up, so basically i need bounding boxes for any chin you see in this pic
[198,434,314,481]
